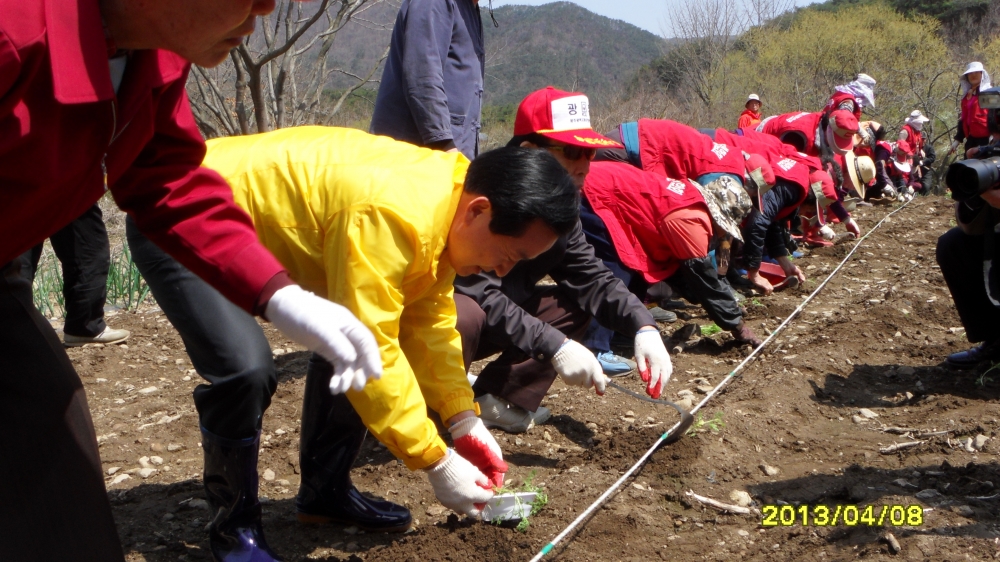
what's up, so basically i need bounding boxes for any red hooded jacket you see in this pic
[899,124,924,155]
[636,119,746,181]
[737,109,761,130]
[582,162,707,282]
[759,111,824,157]
[0,0,286,312]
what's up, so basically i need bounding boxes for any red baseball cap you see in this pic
[896,139,913,155]
[514,86,623,149]
[828,110,860,152]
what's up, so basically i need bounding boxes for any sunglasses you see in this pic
[544,144,597,161]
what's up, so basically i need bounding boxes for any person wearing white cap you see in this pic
[951,62,994,155]
[826,73,876,119]
[900,110,931,191]
[738,94,762,129]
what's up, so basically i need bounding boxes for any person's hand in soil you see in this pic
[449,415,508,488]
[845,217,862,238]
[777,256,806,284]
[634,327,672,399]
[747,268,774,295]
[424,449,494,517]
[552,339,607,395]
[264,285,382,393]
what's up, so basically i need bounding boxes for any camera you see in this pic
[945,86,1000,201]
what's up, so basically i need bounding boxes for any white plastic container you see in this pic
[481,492,538,522]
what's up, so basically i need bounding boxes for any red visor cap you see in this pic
[514,86,624,149]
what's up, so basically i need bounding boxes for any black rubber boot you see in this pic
[296,354,412,532]
[201,428,282,562]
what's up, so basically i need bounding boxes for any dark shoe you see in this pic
[297,356,412,532]
[647,306,678,323]
[732,322,764,348]
[201,428,283,562]
[946,341,1000,369]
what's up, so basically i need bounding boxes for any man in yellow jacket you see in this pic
[203,126,579,522]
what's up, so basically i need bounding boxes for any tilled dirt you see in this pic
[67,196,1000,561]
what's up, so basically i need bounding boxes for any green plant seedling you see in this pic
[685,411,725,436]
[700,324,722,337]
[490,470,548,532]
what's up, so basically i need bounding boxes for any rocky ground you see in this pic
[64,195,1000,561]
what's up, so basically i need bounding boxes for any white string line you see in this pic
[528,198,916,562]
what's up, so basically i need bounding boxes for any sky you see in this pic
[490,0,824,36]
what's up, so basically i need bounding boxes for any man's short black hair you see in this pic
[464,147,579,237]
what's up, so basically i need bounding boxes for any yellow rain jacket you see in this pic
[204,126,473,470]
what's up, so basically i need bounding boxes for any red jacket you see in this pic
[960,92,990,140]
[825,91,861,119]
[0,0,285,312]
[716,128,815,190]
[583,162,706,282]
[636,119,745,181]
[737,109,761,130]
[759,111,824,157]
[899,124,924,154]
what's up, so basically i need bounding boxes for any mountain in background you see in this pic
[481,2,664,106]
[327,1,664,107]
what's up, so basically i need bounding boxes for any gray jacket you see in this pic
[370,0,484,160]
[454,221,656,362]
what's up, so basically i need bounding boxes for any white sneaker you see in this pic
[64,327,130,347]
[475,393,551,434]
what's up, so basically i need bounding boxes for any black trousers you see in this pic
[0,260,125,561]
[937,226,1000,343]
[126,217,277,440]
[19,203,110,337]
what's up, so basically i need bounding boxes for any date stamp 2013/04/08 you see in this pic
[761,504,926,527]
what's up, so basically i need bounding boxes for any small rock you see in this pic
[737,529,750,537]
[162,513,175,522]
[182,376,192,381]
[696,385,714,394]
[345,542,359,553]
[543,430,552,442]
[277,479,290,486]
[138,468,157,479]
[107,466,120,475]
[262,469,276,481]
[678,397,695,410]
[729,490,752,507]
[138,456,153,469]
[677,389,695,398]
[974,434,989,450]
[625,410,635,417]
[149,456,163,466]
[343,526,360,535]
[137,386,158,395]
[897,366,915,376]
[514,437,524,446]
[425,505,446,516]
[188,499,210,510]
[852,415,867,424]
[149,443,165,453]
[109,474,131,485]
[274,429,286,436]
[568,466,581,473]
[585,422,598,430]
[760,464,779,477]
[167,443,183,452]
[892,478,916,488]
[858,408,879,419]
[868,299,881,305]
[954,505,975,517]
[174,358,185,365]
[915,489,942,500]
[882,531,901,554]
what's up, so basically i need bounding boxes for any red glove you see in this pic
[450,417,508,487]
[640,368,664,399]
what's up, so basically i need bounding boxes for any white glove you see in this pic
[425,449,494,517]
[551,339,608,394]
[265,285,382,394]
[634,329,672,399]
[950,139,960,153]
[450,417,507,487]
[818,224,836,240]
[845,218,861,237]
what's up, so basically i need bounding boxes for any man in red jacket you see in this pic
[0,2,385,561]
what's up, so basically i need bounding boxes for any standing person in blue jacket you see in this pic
[371,0,485,160]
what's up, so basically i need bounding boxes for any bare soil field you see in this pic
[67,195,1000,561]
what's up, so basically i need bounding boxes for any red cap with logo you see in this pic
[828,110,860,152]
[514,86,624,149]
